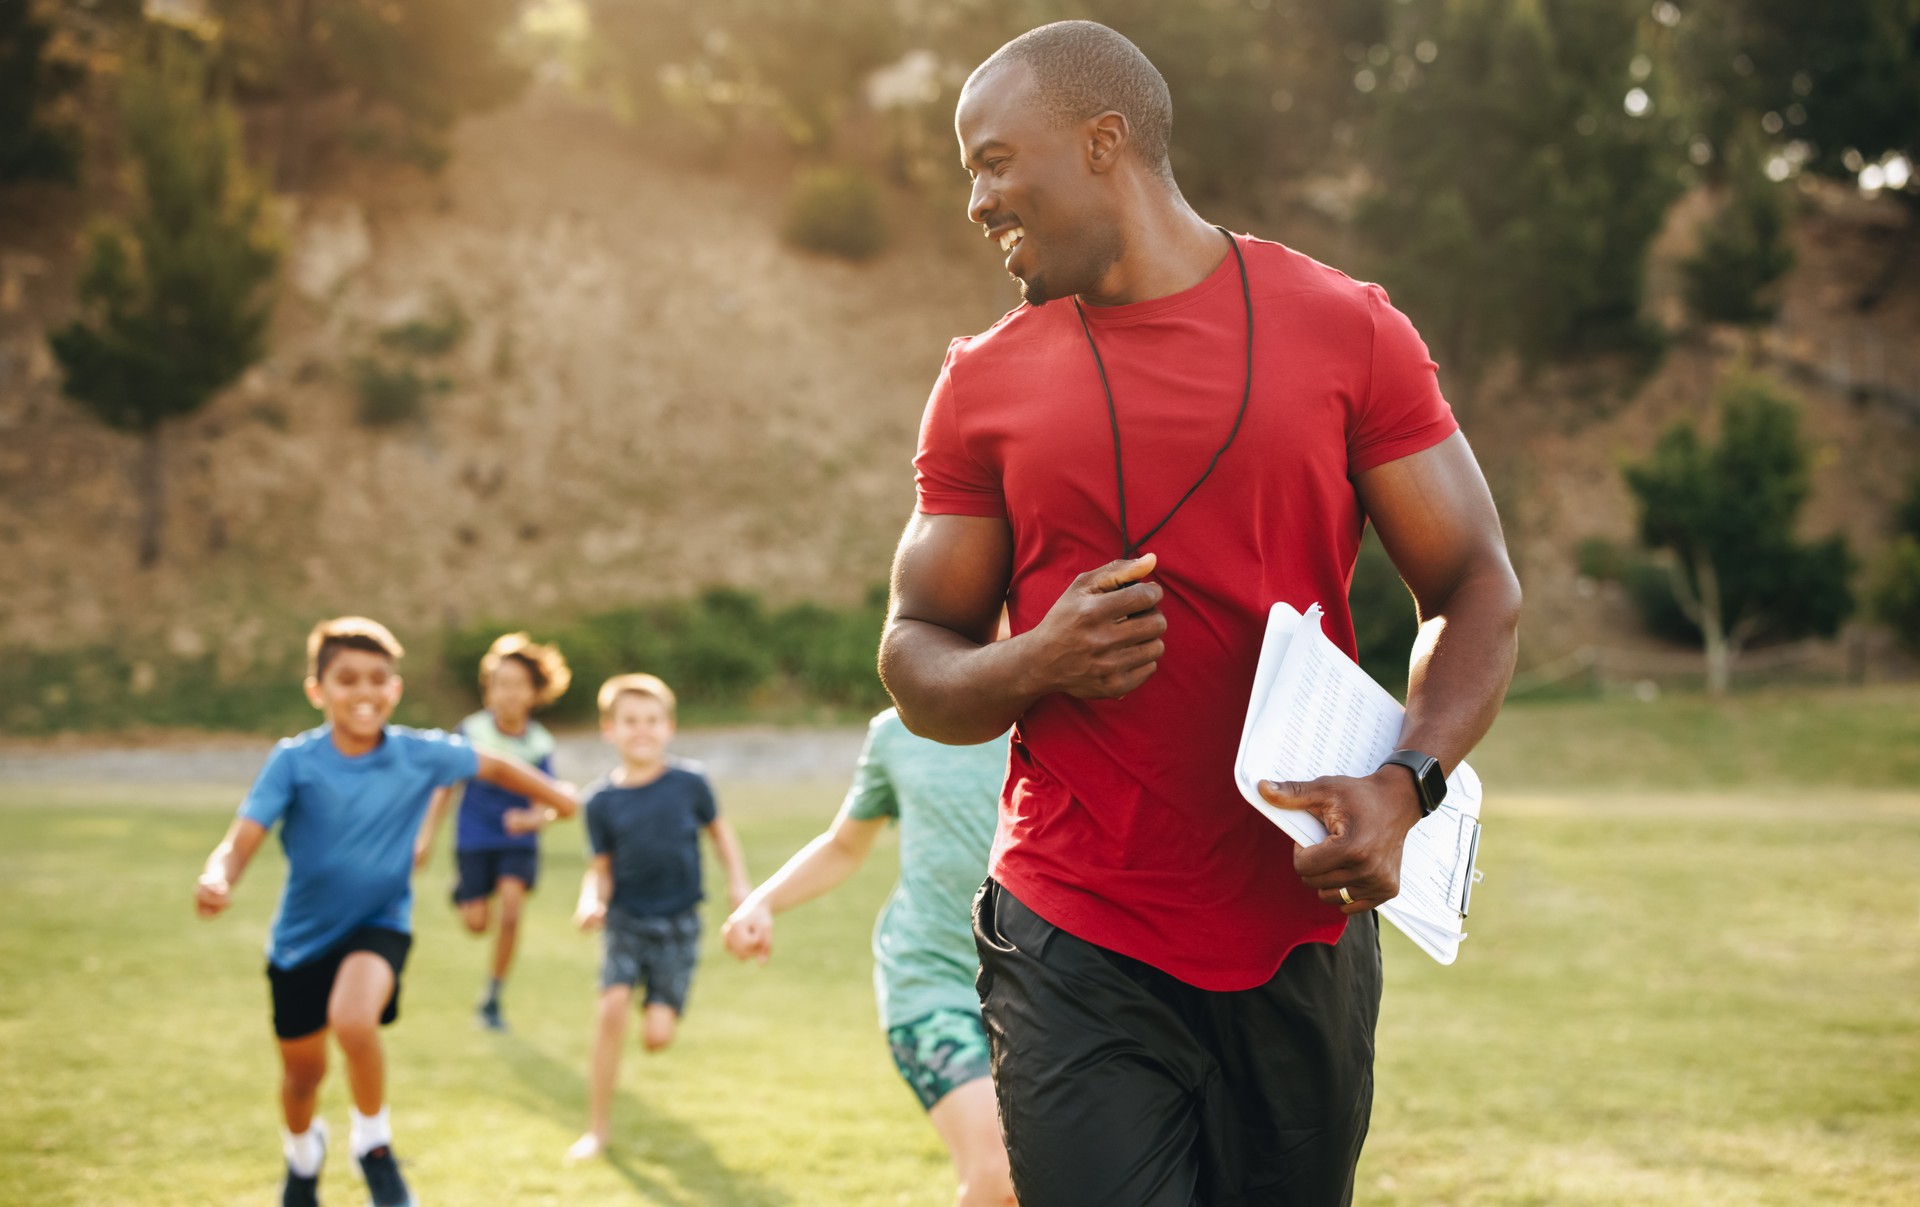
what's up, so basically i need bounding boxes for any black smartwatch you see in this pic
[1379,749,1447,817]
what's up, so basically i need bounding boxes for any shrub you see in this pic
[1872,538,1920,654]
[782,167,888,261]
[353,357,434,426]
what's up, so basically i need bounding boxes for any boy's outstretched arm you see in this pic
[477,751,579,834]
[704,819,753,914]
[722,807,886,964]
[575,854,613,931]
[414,786,455,871]
[196,818,268,918]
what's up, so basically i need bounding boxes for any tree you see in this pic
[1681,134,1796,328]
[0,0,81,183]
[586,0,902,154]
[1691,0,1920,309]
[1623,376,1854,694]
[210,0,527,183]
[1359,0,1685,378]
[48,35,279,568]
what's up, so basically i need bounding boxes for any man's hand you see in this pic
[412,838,434,872]
[1027,553,1167,699]
[195,872,232,918]
[722,902,773,963]
[503,806,551,836]
[1260,769,1424,914]
[574,901,607,932]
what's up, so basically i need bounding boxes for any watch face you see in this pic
[1419,759,1447,807]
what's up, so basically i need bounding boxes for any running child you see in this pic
[195,617,579,1207]
[567,672,752,1163]
[724,711,1016,1207]
[415,632,573,1031]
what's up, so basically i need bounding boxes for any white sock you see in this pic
[350,1106,391,1158]
[283,1119,327,1178]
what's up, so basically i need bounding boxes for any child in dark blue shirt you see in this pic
[196,618,578,1207]
[566,673,751,1163]
[414,632,573,1031]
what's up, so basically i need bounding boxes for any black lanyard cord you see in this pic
[1072,226,1254,560]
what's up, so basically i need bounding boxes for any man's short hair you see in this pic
[307,616,404,680]
[480,632,573,708]
[597,673,678,722]
[972,21,1174,183]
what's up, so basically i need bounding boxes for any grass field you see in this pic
[3,691,1919,1204]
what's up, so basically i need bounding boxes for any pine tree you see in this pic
[0,0,81,183]
[1623,376,1854,694]
[47,34,279,568]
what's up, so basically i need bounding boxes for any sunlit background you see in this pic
[1,1,1917,1204]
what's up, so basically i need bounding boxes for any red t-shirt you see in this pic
[913,234,1458,991]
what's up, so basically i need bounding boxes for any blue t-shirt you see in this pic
[583,761,717,920]
[240,725,478,969]
[452,712,556,852]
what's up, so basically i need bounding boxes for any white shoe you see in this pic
[565,1133,606,1164]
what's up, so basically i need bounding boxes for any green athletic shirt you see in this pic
[844,709,1008,1030]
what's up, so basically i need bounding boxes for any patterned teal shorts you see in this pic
[886,1007,992,1111]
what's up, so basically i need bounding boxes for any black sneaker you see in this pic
[355,1144,414,1207]
[281,1118,326,1207]
[476,999,506,1032]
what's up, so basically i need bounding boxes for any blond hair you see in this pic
[479,632,572,708]
[596,673,677,721]
[306,616,404,679]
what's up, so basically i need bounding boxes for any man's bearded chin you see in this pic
[1019,273,1056,307]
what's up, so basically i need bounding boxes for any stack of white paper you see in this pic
[1232,603,1484,965]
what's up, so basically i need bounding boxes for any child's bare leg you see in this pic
[927,1078,1017,1207]
[459,896,490,935]
[585,985,632,1144]
[491,876,527,980]
[278,1031,329,1133]
[640,1002,679,1052]
[328,952,395,1116]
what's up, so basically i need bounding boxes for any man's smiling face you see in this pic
[956,60,1123,307]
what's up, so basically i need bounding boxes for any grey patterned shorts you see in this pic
[600,907,701,1012]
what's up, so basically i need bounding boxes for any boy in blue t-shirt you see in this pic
[414,632,573,1031]
[195,617,579,1207]
[566,673,752,1163]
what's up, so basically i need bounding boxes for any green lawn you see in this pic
[3,692,1919,1204]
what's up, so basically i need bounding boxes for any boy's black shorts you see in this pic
[974,879,1383,1207]
[266,928,412,1040]
[453,847,540,904]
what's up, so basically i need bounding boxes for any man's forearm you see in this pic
[1396,565,1522,774]
[880,618,1039,744]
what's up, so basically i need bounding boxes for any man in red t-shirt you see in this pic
[881,21,1522,1207]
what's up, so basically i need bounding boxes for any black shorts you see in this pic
[452,847,540,904]
[266,928,412,1041]
[974,879,1383,1207]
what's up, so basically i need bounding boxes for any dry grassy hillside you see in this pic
[1,84,1915,684]
[0,86,1011,665]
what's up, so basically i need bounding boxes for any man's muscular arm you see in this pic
[1263,432,1521,914]
[878,513,1167,745]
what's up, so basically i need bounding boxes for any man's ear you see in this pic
[303,677,324,710]
[389,674,404,705]
[1086,110,1130,174]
